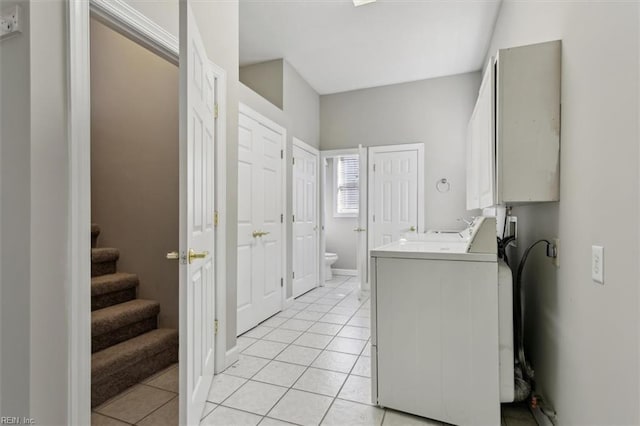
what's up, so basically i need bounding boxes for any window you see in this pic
[334,155,359,217]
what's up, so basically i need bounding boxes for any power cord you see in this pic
[514,239,553,381]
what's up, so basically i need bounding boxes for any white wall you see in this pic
[324,158,358,270]
[283,61,320,149]
[320,72,481,231]
[485,1,639,424]
[0,0,30,417]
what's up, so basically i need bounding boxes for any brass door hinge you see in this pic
[292,157,296,165]
[373,163,376,172]
[214,211,219,227]
[214,103,219,119]
[214,319,219,335]
[292,271,295,279]
[280,278,283,287]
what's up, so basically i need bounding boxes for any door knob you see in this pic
[409,226,416,232]
[353,227,366,232]
[187,248,209,264]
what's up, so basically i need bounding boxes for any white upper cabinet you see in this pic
[467,40,561,210]
[467,59,496,210]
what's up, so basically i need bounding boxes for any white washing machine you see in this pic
[370,217,514,426]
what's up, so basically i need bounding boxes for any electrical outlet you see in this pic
[552,238,560,267]
[507,216,517,246]
[592,245,604,284]
[0,5,21,40]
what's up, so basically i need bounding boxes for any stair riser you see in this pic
[92,261,117,277]
[92,318,158,353]
[92,289,137,311]
[92,345,178,407]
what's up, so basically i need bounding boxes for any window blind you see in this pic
[336,155,359,215]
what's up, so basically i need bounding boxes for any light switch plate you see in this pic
[592,245,604,284]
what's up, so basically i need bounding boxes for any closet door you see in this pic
[237,107,284,335]
[369,144,424,249]
[292,140,319,298]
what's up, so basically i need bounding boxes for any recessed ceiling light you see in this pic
[353,0,376,7]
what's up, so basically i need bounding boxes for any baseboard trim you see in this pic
[224,345,239,369]
[284,297,295,309]
[332,268,357,276]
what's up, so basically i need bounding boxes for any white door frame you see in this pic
[367,143,425,256]
[238,102,288,312]
[319,148,362,284]
[292,138,321,295]
[67,1,228,423]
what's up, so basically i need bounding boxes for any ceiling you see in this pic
[239,0,502,95]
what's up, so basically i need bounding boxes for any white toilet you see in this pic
[324,252,339,280]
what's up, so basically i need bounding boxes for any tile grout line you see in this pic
[260,282,353,424]
[207,277,367,425]
[133,394,178,425]
[317,281,372,425]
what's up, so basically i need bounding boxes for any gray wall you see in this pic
[239,59,320,149]
[320,72,481,231]
[485,1,639,424]
[283,61,320,149]
[29,0,69,422]
[324,158,358,270]
[240,60,283,108]
[0,0,30,417]
[90,19,179,329]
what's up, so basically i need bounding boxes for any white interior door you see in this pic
[293,140,319,298]
[356,145,368,292]
[369,144,424,250]
[179,3,216,423]
[237,105,284,335]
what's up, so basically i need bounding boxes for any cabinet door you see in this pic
[467,59,495,210]
[466,112,480,210]
[476,59,496,209]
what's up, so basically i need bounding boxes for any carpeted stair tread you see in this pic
[92,299,160,337]
[91,248,120,277]
[91,273,139,297]
[92,328,178,382]
[91,247,119,263]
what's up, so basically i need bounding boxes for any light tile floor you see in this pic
[90,276,537,425]
[201,275,538,426]
[92,363,179,425]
